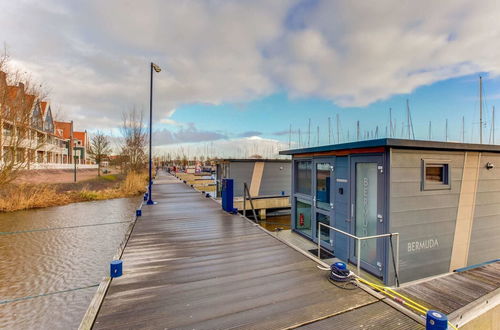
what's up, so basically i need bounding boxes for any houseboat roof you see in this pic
[216,158,291,163]
[279,138,500,156]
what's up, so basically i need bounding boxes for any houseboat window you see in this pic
[316,213,330,243]
[296,161,312,195]
[295,200,312,237]
[422,160,450,190]
[316,163,331,210]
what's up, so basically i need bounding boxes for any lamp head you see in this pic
[152,63,161,73]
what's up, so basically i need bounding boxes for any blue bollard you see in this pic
[110,260,123,278]
[333,261,347,270]
[426,310,448,330]
[136,209,142,217]
[143,193,148,201]
[281,190,285,196]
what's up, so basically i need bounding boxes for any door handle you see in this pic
[347,203,354,222]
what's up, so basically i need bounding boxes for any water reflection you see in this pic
[259,215,291,232]
[0,198,139,329]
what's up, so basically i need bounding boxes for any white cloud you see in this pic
[1,0,499,131]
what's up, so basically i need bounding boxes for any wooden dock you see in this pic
[397,261,500,328]
[90,172,422,329]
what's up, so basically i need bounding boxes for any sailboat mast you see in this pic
[445,119,448,142]
[328,117,331,144]
[317,125,319,146]
[288,124,292,148]
[308,118,311,147]
[480,76,483,144]
[336,114,340,143]
[356,121,360,141]
[389,107,393,138]
[462,116,465,143]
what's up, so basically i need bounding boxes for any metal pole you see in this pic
[318,223,321,259]
[396,234,400,287]
[243,184,246,218]
[147,63,154,205]
[357,239,361,276]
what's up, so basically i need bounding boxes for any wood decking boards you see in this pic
[398,262,500,315]
[92,173,418,330]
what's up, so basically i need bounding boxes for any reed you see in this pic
[0,185,71,212]
[0,171,148,212]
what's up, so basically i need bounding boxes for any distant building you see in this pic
[0,70,92,167]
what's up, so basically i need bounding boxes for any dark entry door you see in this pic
[312,158,334,250]
[349,156,385,277]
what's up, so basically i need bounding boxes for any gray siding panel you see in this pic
[229,162,255,197]
[259,162,291,196]
[334,156,349,262]
[468,153,500,265]
[389,149,465,284]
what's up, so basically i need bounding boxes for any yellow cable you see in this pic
[355,277,459,329]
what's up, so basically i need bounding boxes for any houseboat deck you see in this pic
[90,172,422,329]
[397,261,500,327]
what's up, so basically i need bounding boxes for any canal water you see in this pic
[0,198,140,329]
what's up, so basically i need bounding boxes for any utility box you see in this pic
[221,178,235,213]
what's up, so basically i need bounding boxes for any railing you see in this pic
[317,222,400,281]
[243,182,259,222]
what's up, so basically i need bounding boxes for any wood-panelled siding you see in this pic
[389,149,465,283]
[468,152,500,265]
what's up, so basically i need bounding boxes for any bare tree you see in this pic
[0,50,47,187]
[89,130,112,176]
[120,108,147,173]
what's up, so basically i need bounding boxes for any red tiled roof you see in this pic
[73,131,87,146]
[54,121,72,139]
[40,101,48,116]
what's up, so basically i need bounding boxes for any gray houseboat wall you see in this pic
[282,138,500,286]
[216,159,291,198]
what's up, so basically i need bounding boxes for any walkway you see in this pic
[92,172,422,329]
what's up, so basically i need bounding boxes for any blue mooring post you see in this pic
[426,310,448,330]
[110,260,123,278]
[221,178,234,213]
[144,192,148,201]
[136,209,142,217]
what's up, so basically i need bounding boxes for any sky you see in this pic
[1,0,500,157]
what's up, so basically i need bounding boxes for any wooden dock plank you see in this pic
[398,262,500,315]
[91,172,417,330]
[297,301,423,330]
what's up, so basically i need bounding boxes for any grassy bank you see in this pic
[0,171,148,212]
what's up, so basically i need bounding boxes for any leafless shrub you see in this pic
[89,130,112,176]
[120,107,147,173]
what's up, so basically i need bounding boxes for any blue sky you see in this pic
[164,72,500,147]
[1,0,500,157]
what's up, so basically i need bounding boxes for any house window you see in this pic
[296,160,312,195]
[422,160,450,190]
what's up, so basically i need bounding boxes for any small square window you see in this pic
[422,160,450,190]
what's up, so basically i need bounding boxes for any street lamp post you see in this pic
[73,155,77,182]
[147,62,161,205]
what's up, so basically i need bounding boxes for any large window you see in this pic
[422,160,451,190]
[295,200,312,237]
[296,161,312,195]
[316,163,331,210]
